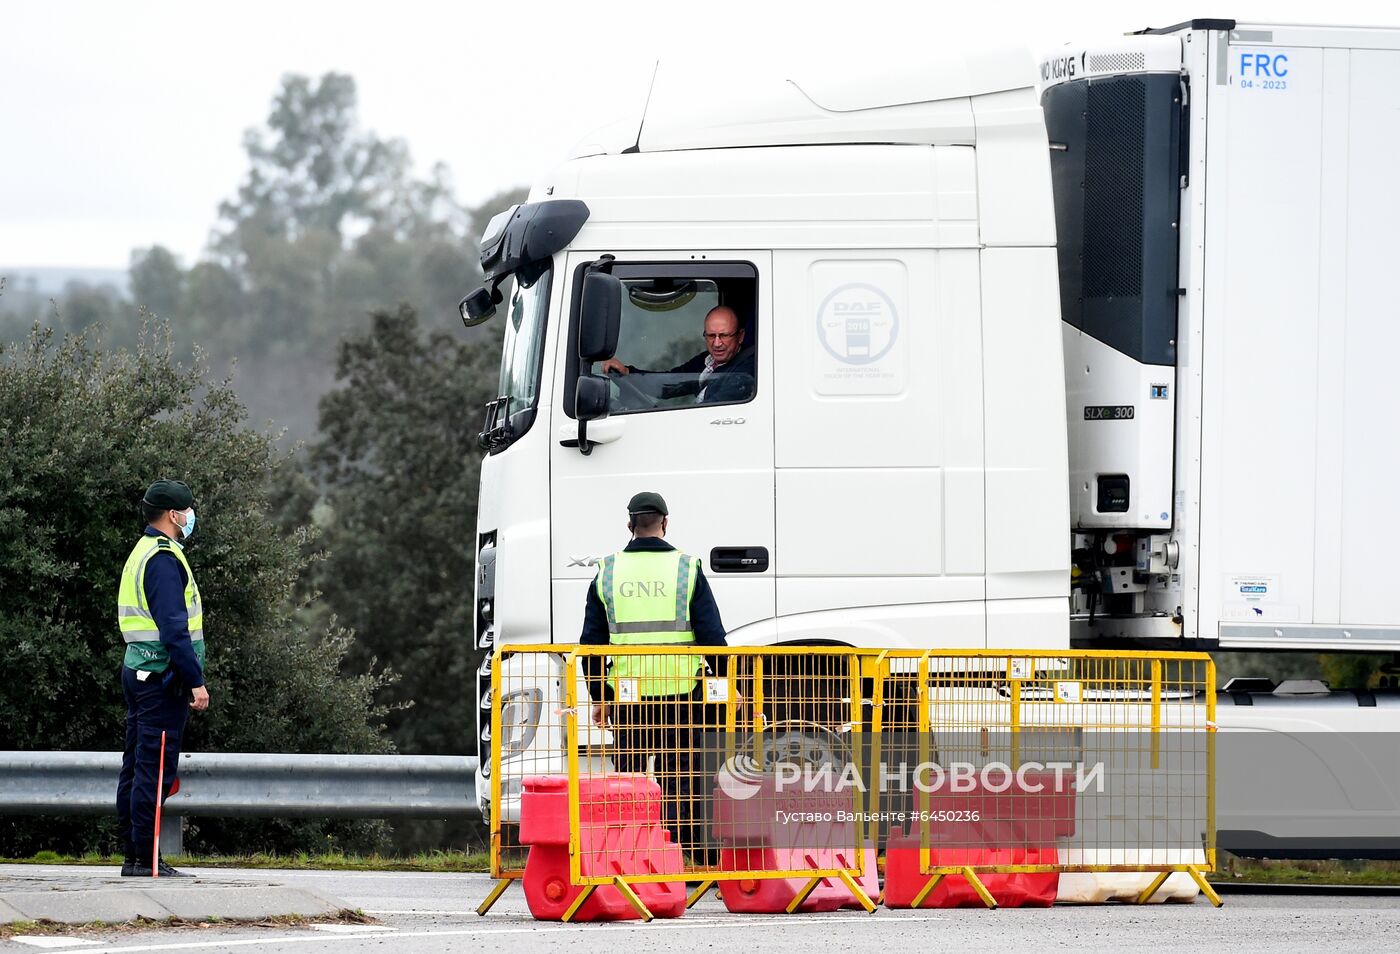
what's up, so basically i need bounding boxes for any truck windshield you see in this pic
[483,265,552,449]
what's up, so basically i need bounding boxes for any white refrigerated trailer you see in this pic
[1043,18,1400,655]
[464,19,1400,856]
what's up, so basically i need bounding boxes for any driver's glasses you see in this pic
[703,332,738,342]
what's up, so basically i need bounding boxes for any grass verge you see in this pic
[6,848,1397,886]
[1,849,490,873]
[1208,854,1400,886]
[1,908,375,939]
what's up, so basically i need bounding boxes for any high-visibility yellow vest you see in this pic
[117,534,205,674]
[596,548,701,698]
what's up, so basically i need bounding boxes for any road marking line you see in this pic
[10,938,101,949]
[362,910,479,915]
[45,913,949,953]
[306,925,396,934]
[185,869,465,881]
[2,867,467,882]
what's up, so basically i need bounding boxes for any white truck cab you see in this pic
[471,50,1070,665]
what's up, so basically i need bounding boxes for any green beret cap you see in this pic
[626,491,668,516]
[142,479,193,510]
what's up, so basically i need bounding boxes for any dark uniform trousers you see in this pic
[116,666,190,860]
[609,688,720,864]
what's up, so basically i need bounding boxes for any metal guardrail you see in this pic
[0,751,479,819]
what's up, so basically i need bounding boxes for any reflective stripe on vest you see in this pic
[597,548,701,697]
[117,534,205,672]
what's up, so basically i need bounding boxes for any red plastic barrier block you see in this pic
[520,774,686,921]
[712,775,877,913]
[882,772,1074,909]
[519,774,665,844]
[717,844,879,913]
[884,834,1059,908]
[920,771,1077,849]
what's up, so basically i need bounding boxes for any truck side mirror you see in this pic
[572,374,611,456]
[575,375,610,422]
[460,286,497,327]
[578,272,622,361]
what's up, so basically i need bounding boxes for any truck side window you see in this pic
[589,263,758,415]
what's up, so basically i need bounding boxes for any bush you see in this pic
[0,322,394,855]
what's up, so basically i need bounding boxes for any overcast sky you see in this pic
[4,0,1397,269]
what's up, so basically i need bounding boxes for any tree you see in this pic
[0,275,48,344]
[54,280,129,338]
[195,72,514,439]
[129,246,184,320]
[308,305,501,754]
[0,322,393,855]
[181,260,247,355]
[13,72,523,446]
[216,73,415,254]
[1320,654,1387,689]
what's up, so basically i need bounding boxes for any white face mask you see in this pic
[175,508,196,539]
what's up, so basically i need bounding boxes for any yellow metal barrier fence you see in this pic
[873,650,1217,907]
[480,644,874,918]
[478,645,1218,918]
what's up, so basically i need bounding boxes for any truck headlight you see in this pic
[500,688,543,758]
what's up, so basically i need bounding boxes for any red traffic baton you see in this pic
[152,730,167,879]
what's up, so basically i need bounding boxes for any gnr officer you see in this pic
[580,491,728,860]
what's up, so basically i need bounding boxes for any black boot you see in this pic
[120,840,138,877]
[127,857,194,878]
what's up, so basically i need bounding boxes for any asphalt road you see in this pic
[4,868,1399,954]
